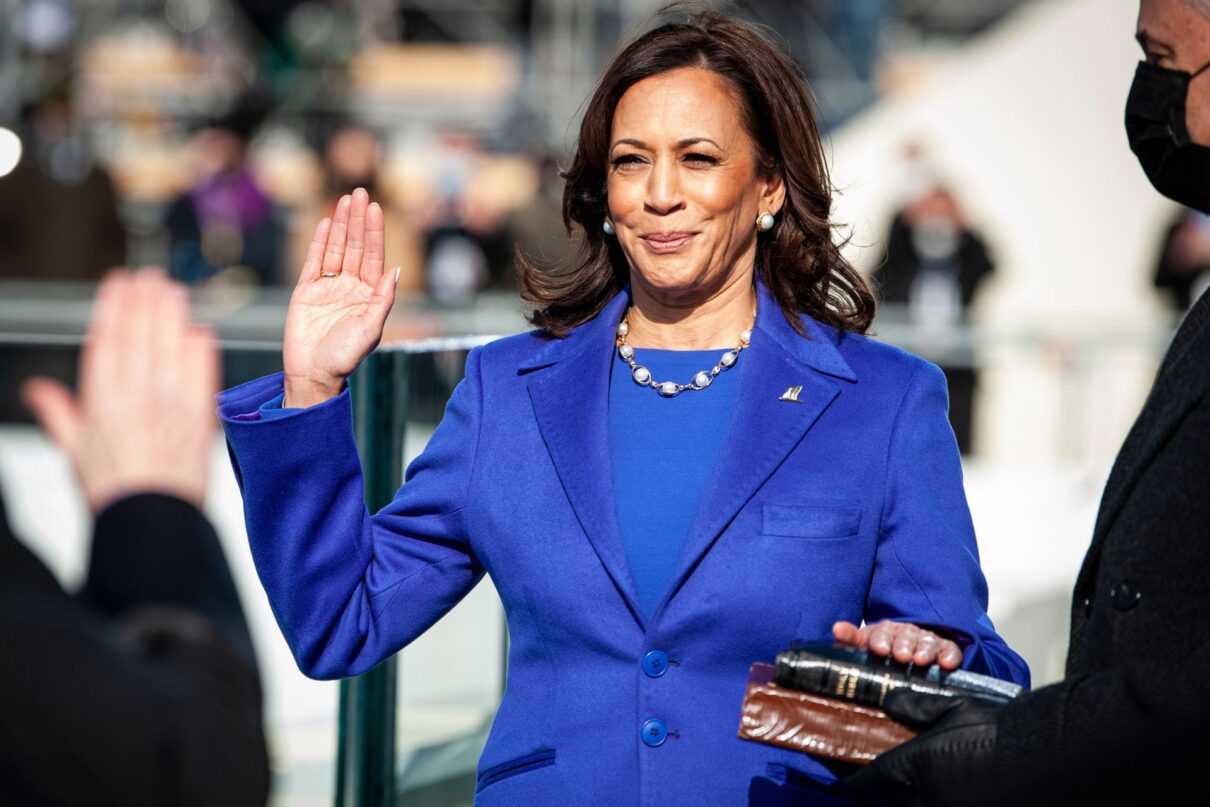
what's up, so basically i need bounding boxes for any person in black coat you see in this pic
[0,269,269,806]
[874,183,995,454]
[845,0,1210,804]
[875,191,994,312]
[1153,208,1210,311]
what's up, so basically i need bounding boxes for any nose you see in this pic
[644,157,685,216]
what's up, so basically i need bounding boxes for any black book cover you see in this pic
[773,643,1023,709]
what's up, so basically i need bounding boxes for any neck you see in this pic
[626,270,757,350]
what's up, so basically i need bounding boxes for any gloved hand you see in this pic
[843,689,1005,807]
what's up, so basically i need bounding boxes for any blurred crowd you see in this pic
[0,80,569,305]
[0,1,583,309]
[0,0,956,308]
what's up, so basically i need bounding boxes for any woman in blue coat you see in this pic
[219,10,1028,805]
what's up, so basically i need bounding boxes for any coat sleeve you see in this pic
[0,494,269,807]
[867,360,1030,687]
[990,638,1210,803]
[218,347,486,679]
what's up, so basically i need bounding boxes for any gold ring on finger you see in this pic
[321,272,339,278]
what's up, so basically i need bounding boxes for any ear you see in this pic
[761,169,786,216]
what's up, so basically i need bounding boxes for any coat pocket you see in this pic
[757,762,862,806]
[761,503,862,539]
[475,748,556,792]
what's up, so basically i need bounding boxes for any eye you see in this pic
[610,154,644,170]
[683,152,718,166]
[1143,45,1174,66]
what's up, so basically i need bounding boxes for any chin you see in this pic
[633,263,711,293]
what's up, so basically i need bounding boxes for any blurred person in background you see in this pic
[846,0,1210,803]
[0,85,128,423]
[291,121,423,294]
[1153,207,1210,310]
[1,269,269,805]
[874,145,995,454]
[0,89,126,281]
[423,194,490,305]
[165,89,284,289]
[507,152,581,283]
[422,131,513,305]
[217,10,1027,804]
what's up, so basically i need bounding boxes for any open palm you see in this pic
[284,188,398,407]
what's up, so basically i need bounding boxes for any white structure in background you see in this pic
[834,0,1179,465]
[831,0,1181,687]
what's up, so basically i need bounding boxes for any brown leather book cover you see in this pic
[738,662,917,765]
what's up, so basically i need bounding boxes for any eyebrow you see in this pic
[1136,30,1174,53]
[610,137,724,151]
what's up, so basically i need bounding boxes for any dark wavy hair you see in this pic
[518,7,875,338]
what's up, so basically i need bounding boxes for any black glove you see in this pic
[842,689,1004,807]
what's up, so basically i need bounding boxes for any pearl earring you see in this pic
[603,218,615,235]
[756,212,776,232]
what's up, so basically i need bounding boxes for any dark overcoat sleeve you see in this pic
[986,341,1210,804]
[0,493,270,806]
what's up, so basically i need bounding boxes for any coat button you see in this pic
[641,718,668,747]
[1109,580,1141,611]
[642,650,669,678]
[1081,597,1092,617]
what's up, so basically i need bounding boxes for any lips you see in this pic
[641,232,697,253]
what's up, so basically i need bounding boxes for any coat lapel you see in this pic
[1078,300,1210,590]
[525,282,859,629]
[526,289,648,627]
[651,283,857,618]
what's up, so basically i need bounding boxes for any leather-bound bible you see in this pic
[738,662,917,765]
[739,644,1022,765]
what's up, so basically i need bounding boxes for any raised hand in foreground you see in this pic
[22,268,219,514]
[283,187,398,408]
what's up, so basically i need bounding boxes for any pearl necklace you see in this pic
[616,311,752,397]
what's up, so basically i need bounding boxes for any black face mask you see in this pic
[1126,59,1210,211]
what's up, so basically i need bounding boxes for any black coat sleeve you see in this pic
[0,493,270,806]
[991,639,1210,804]
[955,230,994,307]
[990,383,1210,805]
[874,213,917,304]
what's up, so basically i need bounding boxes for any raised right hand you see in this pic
[283,187,398,408]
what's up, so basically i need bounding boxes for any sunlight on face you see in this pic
[1137,0,1210,144]
[606,67,781,307]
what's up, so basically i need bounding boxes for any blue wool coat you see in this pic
[218,281,1028,805]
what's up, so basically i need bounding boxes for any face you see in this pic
[606,67,784,307]
[326,128,380,185]
[191,128,244,178]
[1138,0,1210,144]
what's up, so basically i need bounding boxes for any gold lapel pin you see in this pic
[779,385,803,403]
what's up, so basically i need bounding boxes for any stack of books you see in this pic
[737,643,1022,765]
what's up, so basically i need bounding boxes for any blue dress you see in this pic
[608,346,741,617]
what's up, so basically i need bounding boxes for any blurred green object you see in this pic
[339,350,408,807]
